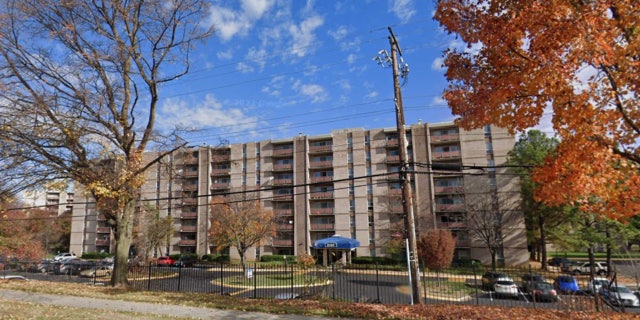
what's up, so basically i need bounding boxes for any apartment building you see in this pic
[23,190,74,216]
[70,121,528,265]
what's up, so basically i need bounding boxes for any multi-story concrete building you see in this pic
[70,122,528,265]
[23,190,74,216]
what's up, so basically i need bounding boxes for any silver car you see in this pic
[600,285,640,308]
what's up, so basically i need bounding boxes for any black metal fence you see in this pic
[1,260,637,315]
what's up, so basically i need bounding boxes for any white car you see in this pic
[53,253,77,261]
[570,261,608,276]
[600,285,640,308]
[494,277,519,298]
[585,277,609,294]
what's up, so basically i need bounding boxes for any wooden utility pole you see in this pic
[388,26,422,305]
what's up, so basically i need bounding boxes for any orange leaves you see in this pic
[436,0,640,220]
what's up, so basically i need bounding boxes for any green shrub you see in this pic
[201,254,229,262]
[260,255,296,263]
[352,256,399,265]
[81,252,113,260]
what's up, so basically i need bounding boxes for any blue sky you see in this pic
[156,0,459,146]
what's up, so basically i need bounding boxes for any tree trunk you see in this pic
[110,200,135,287]
[539,215,548,270]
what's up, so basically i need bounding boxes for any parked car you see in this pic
[53,252,76,261]
[528,281,559,302]
[79,265,112,278]
[520,273,548,291]
[584,277,610,295]
[174,256,197,268]
[547,257,571,267]
[554,275,580,294]
[599,284,640,308]
[570,261,608,276]
[58,258,83,275]
[560,260,581,273]
[156,256,175,267]
[481,271,510,291]
[493,277,519,298]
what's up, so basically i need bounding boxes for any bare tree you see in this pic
[465,193,523,270]
[209,193,277,270]
[0,0,212,286]
[133,205,175,264]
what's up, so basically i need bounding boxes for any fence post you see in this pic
[472,261,479,305]
[290,263,294,296]
[219,262,224,295]
[529,264,536,308]
[147,263,152,291]
[331,263,336,300]
[375,261,381,303]
[177,265,182,292]
[253,262,257,299]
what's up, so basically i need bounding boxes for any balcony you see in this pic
[181,212,198,219]
[385,138,399,147]
[431,133,460,143]
[434,186,463,194]
[211,154,231,163]
[309,160,332,169]
[182,184,198,192]
[96,239,110,246]
[432,150,461,159]
[310,223,335,231]
[435,203,465,212]
[272,239,293,246]
[310,176,332,183]
[276,224,294,231]
[273,164,293,171]
[179,239,196,246]
[456,239,471,247]
[309,191,333,200]
[210,169,230,176]
[273,148,294,157]
[438,221,467,229]
[273,178,293,186]
[181,198,198,206]
[274,209,293,216]
[180,226,197,232]
[97,214,107,221]
[388,188,403,196]
[310,208,334,215]
[181,170,199,178]
[96,227,111,234]
[385,155,400,163]
[211,183,230,190]
[272,194,294,201]
[182,155,198,165]
[309,145,332,154]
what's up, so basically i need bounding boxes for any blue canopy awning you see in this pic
[312,235,360,249]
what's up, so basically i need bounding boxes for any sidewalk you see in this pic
[0,289,347,320]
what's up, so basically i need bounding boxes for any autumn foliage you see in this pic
[417,229,456,270]
[435,1,640,220]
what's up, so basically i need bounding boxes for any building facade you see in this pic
[70,122,528,265]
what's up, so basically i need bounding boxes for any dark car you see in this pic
[528,281,559,302]
[547,257,571,267]
[554,275,580,294]
[481,271,509,291]
[174,256,197,268]
[520,273,548,291]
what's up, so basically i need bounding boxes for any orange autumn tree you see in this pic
[435,1,640,220]
[209,193,277,270]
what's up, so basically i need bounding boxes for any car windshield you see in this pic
[594,280,608,285]
[535,283,553,289]
[558,276,574,282]
[496,281,514,285]
[611,286,632,293]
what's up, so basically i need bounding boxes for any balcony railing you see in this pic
[96,239,110,246]
[438,221,467,229]
[431,133,460,142]
[272,194,294,201]
[96,227,111,234]
[181,170,199,178]
[181,212,198,219]
[97,214,107,221]
[182,184,198,191]
[182,156,198,164]
[273,164,293,171]
[211,183,230,190]
[432,150,461,159]
[309,161,332,169]
[274,209,293,216]
[276,224,294,231]
[385,155,400,163]
[434,186,464,194]
[309,145,332,153]
[310,223,335,231]
[385,139,399,147]
[273,179,293,186]
[310,208,334,215]
[388,188,403,196]
[272,148,294,157]
[310,176,332,183]
[210,169,230,176]
[310,191,333,200]
[435,203,465,212]
[179,239,196,246]
[211,154,231,162]
[272,239,293,246]
[181,198,198,206]
[180,226,197,232]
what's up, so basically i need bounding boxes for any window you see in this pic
[349,184,355,195]
[347,136,353,147]
[350,216,355,227]
[349,199,355,212]
[364,135,370,145]
[347,153,353,163]
[348,168,354,178]
[367,184,373,194]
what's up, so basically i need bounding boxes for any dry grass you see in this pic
[0,279,638,320]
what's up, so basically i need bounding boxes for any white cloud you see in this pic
[299,84,327,103]
[389,0,416,23]
[217,49,233,60]
[431,57,445,71]
[158,95,258,132]
[365,90,379,99]
[347,54,357,64]
[328,25,348,41]
[288,15,324,57]
[206,0,275,42]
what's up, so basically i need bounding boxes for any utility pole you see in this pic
[376,26,422,305]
